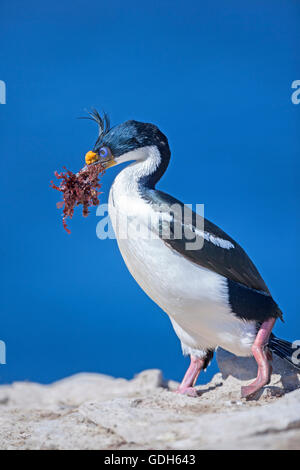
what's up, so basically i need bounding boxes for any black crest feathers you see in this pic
[80,109,111,148]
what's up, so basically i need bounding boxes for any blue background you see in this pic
[0,0,299,385]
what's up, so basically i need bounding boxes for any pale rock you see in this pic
[0,368,299,450]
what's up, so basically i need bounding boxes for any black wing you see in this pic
[143,189,270,294]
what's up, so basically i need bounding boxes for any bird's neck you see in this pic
[113,145,170,195]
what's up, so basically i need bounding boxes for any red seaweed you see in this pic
[51,162,105,233]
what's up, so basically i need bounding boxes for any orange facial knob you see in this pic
[85,151,98,165]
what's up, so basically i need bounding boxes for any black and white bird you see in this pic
[84,111,299,398]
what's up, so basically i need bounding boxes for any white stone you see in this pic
[0,369,299,450]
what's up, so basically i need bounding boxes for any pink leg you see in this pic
[241,318,276,399]
[176,355,205,397]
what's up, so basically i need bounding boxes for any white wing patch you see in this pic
[193,228,235,250]
[159,214,235,250]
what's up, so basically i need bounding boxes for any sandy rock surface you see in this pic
[0,362,300,450]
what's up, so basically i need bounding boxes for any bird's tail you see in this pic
[269,334,300,371]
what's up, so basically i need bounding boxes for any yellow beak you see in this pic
[85,151,98,165]
[85,150,117,168]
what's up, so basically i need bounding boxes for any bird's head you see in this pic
[84,110,170,187]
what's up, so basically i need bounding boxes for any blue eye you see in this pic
[99,146,111,158]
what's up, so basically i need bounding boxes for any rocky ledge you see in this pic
[0,351,299,450]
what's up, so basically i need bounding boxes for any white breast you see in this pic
[108,165,256,358]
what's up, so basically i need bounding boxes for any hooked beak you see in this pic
[85,151,117,169]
